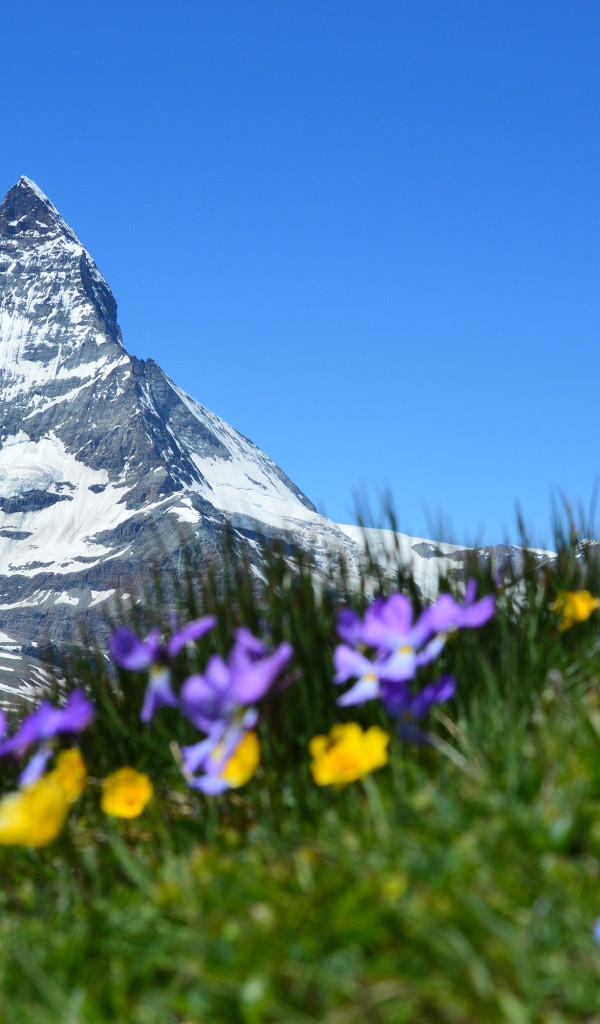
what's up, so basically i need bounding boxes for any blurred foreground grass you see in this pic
[2,524,600,1023]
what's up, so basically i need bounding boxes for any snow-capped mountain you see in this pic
[0,177,361,648]
[0,177,553,705]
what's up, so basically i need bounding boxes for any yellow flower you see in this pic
[220,730,260,788]
[49,748,87,802]
[0,775,69,847]
[101,767,153,818]
[309,722,390,786]
[550,590,599,631]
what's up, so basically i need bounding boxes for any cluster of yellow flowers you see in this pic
[0,720,392,849]
[0,749,153,847]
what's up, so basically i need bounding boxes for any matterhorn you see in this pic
[0,177,372,698]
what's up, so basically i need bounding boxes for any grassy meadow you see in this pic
[2,522,600,1023]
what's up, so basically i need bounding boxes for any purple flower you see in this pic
[178,629,293,794]
[381,674,456,720]
[336,608,364,646]
[180,632,293,732]
[0,689,94,786]
[181,710,258,795]
[333,594,443,707]
[360,594,444,680]
[332,586,492,713]
[0,689,94,758]
[427,581,495,634]
[329,585,493,712]
[333,645,384,706]
[110,616,216,723]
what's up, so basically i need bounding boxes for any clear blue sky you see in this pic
[1,1,598,547]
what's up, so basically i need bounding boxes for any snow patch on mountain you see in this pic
[338,524,468,598]
[171,381,345,540]
[0,431,133,574]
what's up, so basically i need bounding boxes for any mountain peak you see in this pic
[0,177,81,245]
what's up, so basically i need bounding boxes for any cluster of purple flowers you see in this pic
[0,689,94,786]
[109,583,494,790]
[111,618,292,794]
[334,581,495,731]
[0,581,494,805]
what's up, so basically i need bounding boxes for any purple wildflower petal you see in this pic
[333,645,376,685]
[0,707,50,757]
[234,627,268,659]
[140,668,177,724]
[378,646,417,682]
[336,676,382,706]
[336,608,363,646]
[427,594,461,633]
[381,675,455,720]
[379,679,411,717]
[362,593,414,648]
[110,628,156,671]
[18,746,54,787]
[180,672,231,730]
[0,710,6,740]
[182,733,223,775]
[189,773,231,795]
[409,606,437,649]
[415,633,446,667]
[0,690,94,757]
[167,616,216,658]
[230,642,292,705]
[408,675,456,719]
[433,674,456,703]
[20,703,60,745]
[204,723,247,774]
[457,594,495,628]
[204,654,232,691]
[53,689,95,737]
[429,585,495,632]
[229,629,268,673]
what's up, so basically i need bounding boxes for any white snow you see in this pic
[88,589,116,608]
[337,524,466,598]
[168,380,360,565]
[54,593,80,606]
[0,431,133,575]
[168,499,200,525]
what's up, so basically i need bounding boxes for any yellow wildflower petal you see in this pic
[308,734,329,759]
[309,722,389,786]
[49,748,87,802]
[0,776,69,847]
[221,731,260,788]
[362,727,391,765]
[101,767,153,818]
[551,590,599,630]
